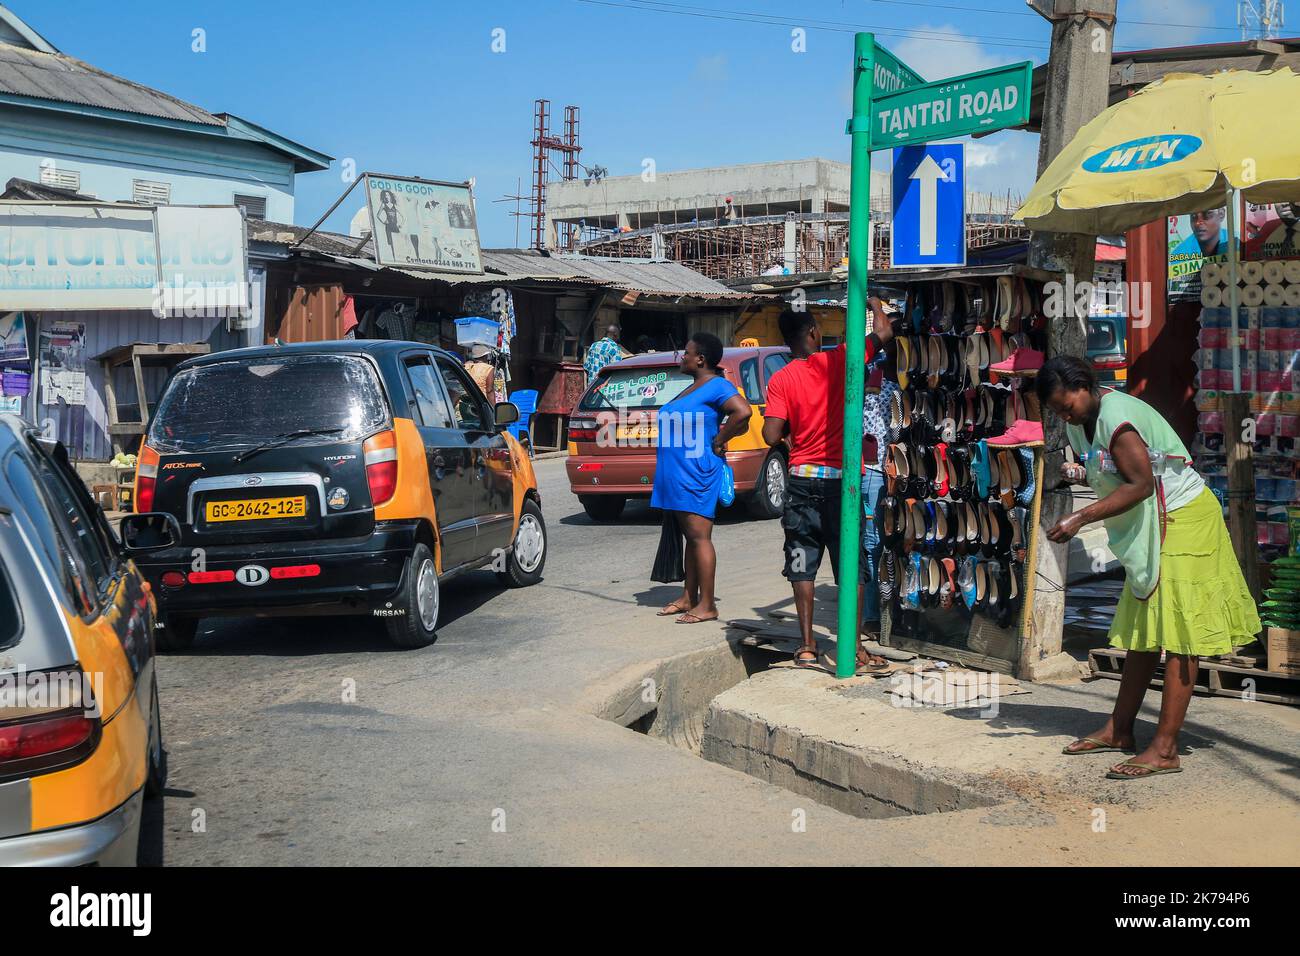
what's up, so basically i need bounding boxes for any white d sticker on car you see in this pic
[235,565,270,587]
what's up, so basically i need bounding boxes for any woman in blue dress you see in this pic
[652,333,752,624]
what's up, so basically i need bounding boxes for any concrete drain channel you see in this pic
[594,639,1002,821]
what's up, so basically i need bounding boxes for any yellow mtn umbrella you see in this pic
[1017,68,1300,234]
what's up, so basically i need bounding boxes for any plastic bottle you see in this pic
[1080,449,1168,478]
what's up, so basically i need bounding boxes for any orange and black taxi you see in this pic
[0,417,164,865]
[566,345,792,521]
[131,340,545,650]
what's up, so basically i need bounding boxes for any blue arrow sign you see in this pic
[891,143,965,268]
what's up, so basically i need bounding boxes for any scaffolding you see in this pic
[528,99,581,250]
[577,190,1027,278]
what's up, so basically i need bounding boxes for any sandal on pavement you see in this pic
[657,602,692,616]
[676,612,718,625]
[1105,758,1183,780]
[793,648,820,669]
[1063,736,1134,755]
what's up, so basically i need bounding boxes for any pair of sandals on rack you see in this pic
[883,440,1035,507]
[879,550,1025,628]
[896,276,1043,338]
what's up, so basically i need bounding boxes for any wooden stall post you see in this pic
[1223,391,1261,605]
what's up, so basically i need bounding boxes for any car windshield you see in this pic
[148,354,389,453]
[1087,320,1118,353]
[579,366,693,411]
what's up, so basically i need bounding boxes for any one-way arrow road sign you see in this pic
[891,143,965,268]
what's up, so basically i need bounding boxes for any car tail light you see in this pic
[576,462,604,472]
[363,430,399,505]
[188,570,235,584]
[569,418,599,442]
[161,570,186,588]
[270,564,321,579]
[0,669,101,781]
[1092,355,1128,370]
[135,444,160,513]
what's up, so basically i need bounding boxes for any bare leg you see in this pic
[1064,649,1158,753]
[677,512,718,620]
[1110,654,1196,776]
[792,579,817,663]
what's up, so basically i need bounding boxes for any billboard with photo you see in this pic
[1167,207,1232,301]
[364,175,483,274]
[1244,201,1300,260]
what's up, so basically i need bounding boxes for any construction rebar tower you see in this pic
[529,100,581,250]
[1240,0,1285,38]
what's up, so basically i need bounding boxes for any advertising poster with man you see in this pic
[1168,207,1232,300]
[1244,201,1300,260]
[364,175,483,274]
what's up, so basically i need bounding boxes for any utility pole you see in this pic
[1022,0,1117,681]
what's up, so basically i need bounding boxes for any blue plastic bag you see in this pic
[719,463,736,507]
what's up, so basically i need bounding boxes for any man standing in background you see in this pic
[583,324,629,385]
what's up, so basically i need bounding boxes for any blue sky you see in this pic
[30,1,1246,245]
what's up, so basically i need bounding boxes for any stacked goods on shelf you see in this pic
[1260,556,1300,630]
[879,275,1046,643]
[1193,260,1300,554]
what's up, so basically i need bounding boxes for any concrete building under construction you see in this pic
[546,157,1027,280]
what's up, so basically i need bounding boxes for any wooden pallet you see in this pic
[1088,647,1300,706]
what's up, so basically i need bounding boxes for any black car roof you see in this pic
[175,339,459,371]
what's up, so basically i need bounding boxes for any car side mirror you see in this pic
[495,402,520,427]
[120,512,181,553]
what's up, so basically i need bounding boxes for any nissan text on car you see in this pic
[566,345,791,520]
[0,418,165,865]
[132,341,546,650]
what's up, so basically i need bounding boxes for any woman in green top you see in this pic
[1038,356,1259,780]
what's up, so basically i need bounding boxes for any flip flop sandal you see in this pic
[657,602,692,616]
[1106,759,1184,780]
[1062,736,1135,756]
[676,612,719,625]
[793,648,821,669]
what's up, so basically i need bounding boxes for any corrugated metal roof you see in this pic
[0,44,222,125]
[247,219,754,298]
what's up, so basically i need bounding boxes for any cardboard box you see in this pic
[1266,627,1300,676]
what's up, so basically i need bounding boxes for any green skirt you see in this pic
[1109,487,1261,656]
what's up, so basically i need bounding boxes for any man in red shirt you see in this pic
[762,298,893,671]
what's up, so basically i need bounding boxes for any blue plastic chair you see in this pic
[507,389,539,456]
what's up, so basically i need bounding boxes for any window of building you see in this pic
[234,194,267,219]
[39,165,80,192]
[132,179,171,204]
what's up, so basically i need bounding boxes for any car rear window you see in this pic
[1087,320,1118,353]
[579,366,694,411]
[0,563,20,651]
[148,354,389,453]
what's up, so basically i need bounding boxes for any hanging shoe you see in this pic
[997,449,1018,509]
[959,555,978,608]
[940,557,958,609]
[904,552,923,610]
[972,440,993,500]
[1009,506,1027,561]
[1015,447,1036,506]
[989,347,1045,376]
[997,560,1023,628]
[986,419,1044,448]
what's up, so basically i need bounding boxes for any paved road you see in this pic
[144,458,893,865]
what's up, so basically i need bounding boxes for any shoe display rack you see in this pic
[872,264,1054,675]
[1193,259,1300,556]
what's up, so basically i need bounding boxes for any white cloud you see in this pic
[888,25,1001,83]
[1117,0,1217,50]
[691,53,728,85]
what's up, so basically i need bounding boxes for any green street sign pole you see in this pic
[837,32,875,678]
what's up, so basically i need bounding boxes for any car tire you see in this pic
[156,616,198,652]
[497,498,547,588]
[580,494,625,521]
[747,450,787,519]
[144,681,167,799]
[385,542,439,649]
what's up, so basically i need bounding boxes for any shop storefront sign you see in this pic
[364,175,484,274]
[0,204,248,313]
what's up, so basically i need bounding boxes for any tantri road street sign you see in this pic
[872,42,925,95]
[891,144,966,268]
[871,61,1033,147]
